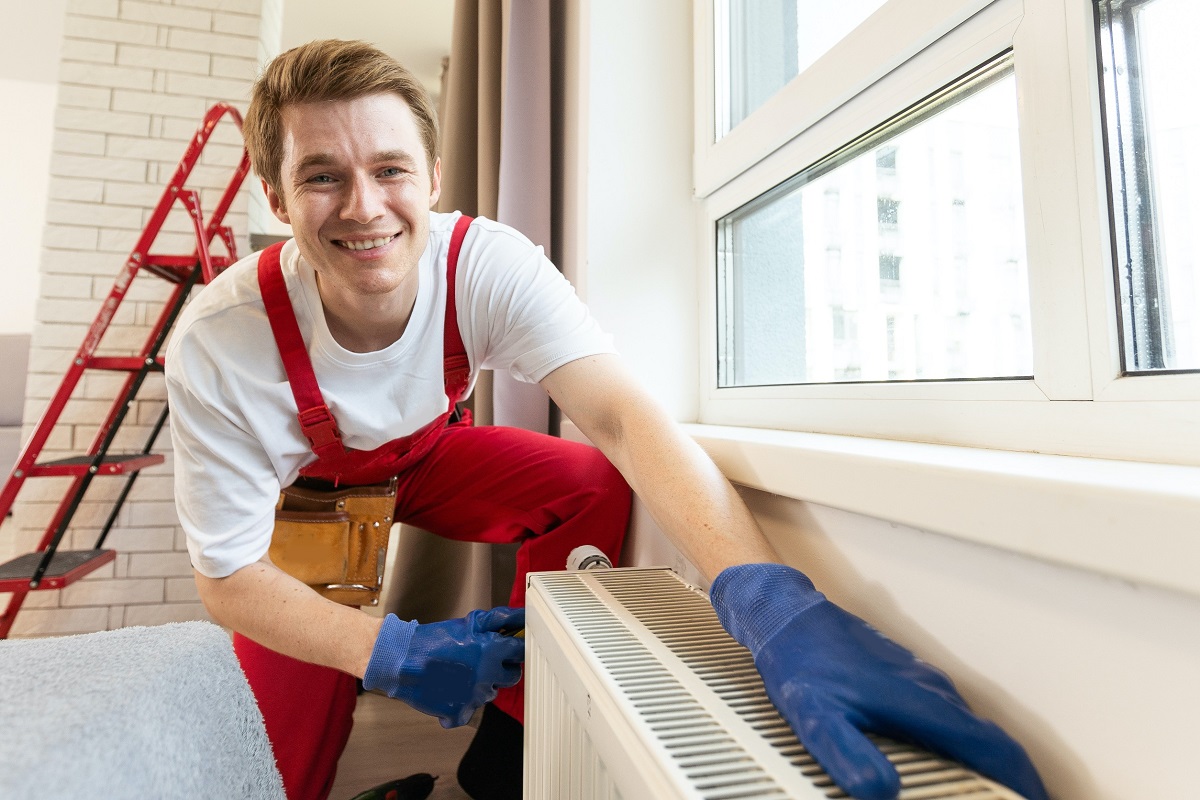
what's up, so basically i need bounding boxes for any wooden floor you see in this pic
[329,692,476,800]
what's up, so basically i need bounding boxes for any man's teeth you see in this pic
[338,236,395,251]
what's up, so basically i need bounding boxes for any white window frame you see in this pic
[688,0,1200,600]
[693,0,1200,467]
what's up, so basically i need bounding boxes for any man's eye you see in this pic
[308,174,335,184]
[380,167,404,178]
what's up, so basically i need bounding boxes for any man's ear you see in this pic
[264,178,291,225]
[428,157,442,209]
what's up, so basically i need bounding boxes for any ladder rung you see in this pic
[0,549,116,591]
[144,255,205,267]
[144,254,234,273]
[87,356,164,372]
[143,264,233,284]
[29,454,165,477]
[143,263,195,284]
[144,255,234,267]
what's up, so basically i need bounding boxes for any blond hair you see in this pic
[243,39,440,195]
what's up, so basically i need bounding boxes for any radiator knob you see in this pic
[567,545,612,571]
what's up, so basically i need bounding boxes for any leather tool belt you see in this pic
[268,477,397,606]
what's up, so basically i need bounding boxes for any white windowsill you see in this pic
[680,424,1200,599]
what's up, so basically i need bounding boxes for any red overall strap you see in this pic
[256,241,344,459]
[444,214,473,402]
[258,215,475,462]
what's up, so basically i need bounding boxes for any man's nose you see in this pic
[341,175,386,223]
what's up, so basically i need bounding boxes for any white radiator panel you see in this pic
[525,568,1025,800]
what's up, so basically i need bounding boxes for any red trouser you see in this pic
[234,423,631,800]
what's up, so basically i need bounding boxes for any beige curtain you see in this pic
[384,0,560,621]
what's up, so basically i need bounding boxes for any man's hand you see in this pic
[362,607,526,728]
[711,564,1049,800]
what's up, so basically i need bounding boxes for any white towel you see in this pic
[0,621,284,798]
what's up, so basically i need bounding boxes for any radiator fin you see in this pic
[526,568,1023,800]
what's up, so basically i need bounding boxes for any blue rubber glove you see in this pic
[711,564,1048,800]
[362,607,525,729]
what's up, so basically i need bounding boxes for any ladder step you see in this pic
[28,453,165,477]
[88,356,164,372]
[0,549,116,591]
[143,254,234,284]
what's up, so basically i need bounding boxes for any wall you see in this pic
[0,1,68,335]
[5,0,263,636]
[579,0,700,420]
[576,1,1200,799]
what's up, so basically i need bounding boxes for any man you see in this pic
[166,40,1048,800]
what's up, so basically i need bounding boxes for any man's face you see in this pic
[265,92,441,304]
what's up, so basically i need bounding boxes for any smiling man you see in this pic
[165,40,1048,800]
[269,93,436,352]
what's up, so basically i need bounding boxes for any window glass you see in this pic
[718,0,888,137]
[716,58,1031,387]
[1097,0,1200,372]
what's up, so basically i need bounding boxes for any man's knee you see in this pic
[573,444,631,507]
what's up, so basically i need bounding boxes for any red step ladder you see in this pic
[0,104,250,638]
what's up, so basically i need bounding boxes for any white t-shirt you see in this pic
[166,212,615,578]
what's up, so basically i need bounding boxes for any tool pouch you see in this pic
[268,477,397,606]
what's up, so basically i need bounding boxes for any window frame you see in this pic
[693,0,1200,467]
[694,0,998,196]
[1096,0,1197,376]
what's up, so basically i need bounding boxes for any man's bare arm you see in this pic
[541,353,779,580]
[194,557,383,677]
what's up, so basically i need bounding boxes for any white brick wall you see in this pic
[4,0,265,637]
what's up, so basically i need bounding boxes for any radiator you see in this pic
[524,567,1025,800]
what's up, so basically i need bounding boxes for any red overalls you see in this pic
[233,216,630,800]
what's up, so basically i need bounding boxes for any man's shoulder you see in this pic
[167,242,285,362]
[431,211,535,249]
[189,247,272,313]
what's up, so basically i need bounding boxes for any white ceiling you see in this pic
[280,0,455,98]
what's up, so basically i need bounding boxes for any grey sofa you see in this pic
[0,333,30,478]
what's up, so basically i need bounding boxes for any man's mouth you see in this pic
[333,234,398,252]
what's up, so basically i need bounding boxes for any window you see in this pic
[717,0,888,137]
[1097,0,1200,373]
[698,0,1200,464]
[715,58,1031,387]
[876,147,897,172]
[877,197,899,229]
[831,306,856,343]
[878,254,901,284]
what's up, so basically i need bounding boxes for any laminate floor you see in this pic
[329,692,475,800]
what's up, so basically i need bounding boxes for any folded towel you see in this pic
[0,621,284,798]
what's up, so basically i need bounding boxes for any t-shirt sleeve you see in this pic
[458,220,616,382]
[165,331,283,579]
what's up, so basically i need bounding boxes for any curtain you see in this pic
[383,0,560,622]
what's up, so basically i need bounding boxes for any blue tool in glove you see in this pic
[711,564,1049,800]
[362,606,526,729]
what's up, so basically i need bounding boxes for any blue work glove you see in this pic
[711,564,1048,800]
[362,607,525,729]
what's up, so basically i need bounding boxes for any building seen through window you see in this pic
[717,59,1031,387]
[1098,0,1199,372]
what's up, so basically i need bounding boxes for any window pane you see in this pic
[1098,0,1200,372]
[716,58,1031,387]
[718,0,887,137]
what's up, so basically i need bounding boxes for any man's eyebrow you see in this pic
[375,150,419,167]
[290,150,419,177]
[291,153,336,176]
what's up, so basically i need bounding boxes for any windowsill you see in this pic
[680,424,1200,599]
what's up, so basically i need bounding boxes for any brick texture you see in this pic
[4,0,265,638]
